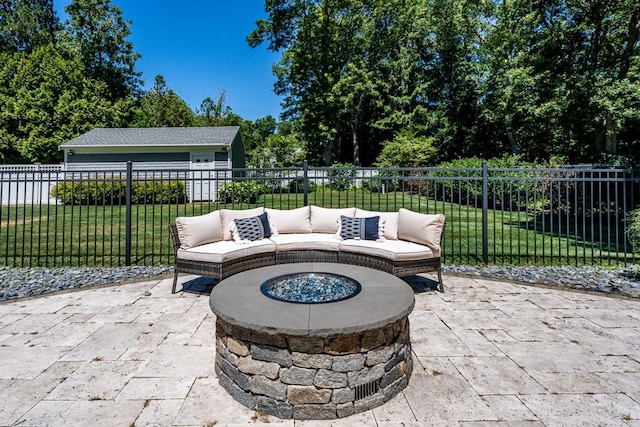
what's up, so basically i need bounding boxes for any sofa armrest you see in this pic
[168,224,181,254]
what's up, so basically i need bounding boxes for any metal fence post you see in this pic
[125,161,132,266]
[482,161,489,264]
[303,160,308,206]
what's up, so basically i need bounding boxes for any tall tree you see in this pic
[249,0,493,165]
[0,0,58,53]
[425,0,492,159]
[64,0,141,100]
[195,91,233,126]
[240,115,278,152]
[249,0,359,164]
[131,75,194,127]
[0,44,132,163]
[483,0,640,163]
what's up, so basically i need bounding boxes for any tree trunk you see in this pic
[506,127,518,154]
[605,113,617,153]
[618,6,640,80]
[352,129,360,166]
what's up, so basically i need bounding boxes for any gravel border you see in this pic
[0,264,638,302]
[0,266,172,301]
[443,264,640,299]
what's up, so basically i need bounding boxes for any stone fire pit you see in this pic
[210,262,415,420]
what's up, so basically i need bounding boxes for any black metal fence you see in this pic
[1,161,638,268]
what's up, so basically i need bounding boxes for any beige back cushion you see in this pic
[310,206,356,233]
[397,208,445,252]
[219,207,265,240]
[355,208,399,240]
[266,206,311,234]
[175,210,223,249]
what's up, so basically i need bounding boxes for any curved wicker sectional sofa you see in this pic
[168,205,445,294]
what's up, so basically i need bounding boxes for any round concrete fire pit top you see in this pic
[209,262,415,337]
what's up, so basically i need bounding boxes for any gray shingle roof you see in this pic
[60,127,240,148]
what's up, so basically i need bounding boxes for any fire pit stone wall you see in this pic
[215,316,412,420]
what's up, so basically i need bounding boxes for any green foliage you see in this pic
[130,181,186,204]
[0,0,58,53]
[0,45,133,163]
[50,179,185,205]
[248,132,306,168]
[428,155,540,208]
[626,207,640,251]
[482,0,640,163]
[65,0,142,100]
[0,0,140,164]
[250,0,493,165]
[360,174,400,193]
[2,0,639,166]
[131,75,194,127]
[326,163,356,191]
[250,0,640,166]
[193,91,246,128]
[287,178,316,194]
[217,180,265,204]
[240,115,278,152]
[375,131,439,168]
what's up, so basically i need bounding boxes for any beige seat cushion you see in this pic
[354,208,399,240]
[269,233,340,252]
[219,207,265,241]
[310,206,356,233]
[339,239,437,261]
[177,239,276,263]
[175,211,223,249]
[397,209,445,252]
[266,206,311,234]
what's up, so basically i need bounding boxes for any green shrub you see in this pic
[50,180,185,205]
[287,178,316,194]
[375,131,438,168]
[131,181,186,204]
[326,163,356,191]
[430,155,539,208]
[250,170,283,193]
[626,207,640,251]
[360,174,400,193]
[218,180,264,204]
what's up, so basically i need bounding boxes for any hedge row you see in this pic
[50,180,186,205]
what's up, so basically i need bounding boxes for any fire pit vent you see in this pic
[355,379,380,400]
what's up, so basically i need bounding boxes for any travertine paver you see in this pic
[450,355,547,395]
[520,393,640,427]
[46,360,145,400]
[0,273,637,426]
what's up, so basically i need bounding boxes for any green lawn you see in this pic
[0,190,635,268]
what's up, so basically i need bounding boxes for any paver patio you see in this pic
[0,273,638,426]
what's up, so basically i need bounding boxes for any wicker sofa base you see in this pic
[173,252,276,293]
[338,251,442,284]
[170,224,443,294]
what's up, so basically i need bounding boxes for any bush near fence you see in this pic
[217,180,265,204]
[627,207,640,251]
[395,157,637,221]
[288,178,316,194]
[326,163,357,191]
[404,156,539,210]
[50,180,186,205]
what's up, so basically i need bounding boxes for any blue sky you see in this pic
[54,1,283,121]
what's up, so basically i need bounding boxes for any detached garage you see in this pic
[58,126,246,201]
